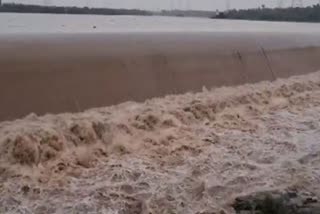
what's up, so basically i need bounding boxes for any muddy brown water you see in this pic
[1,32,320,121]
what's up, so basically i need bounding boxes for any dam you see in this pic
[1,14,320,121]
[3,12,320,214]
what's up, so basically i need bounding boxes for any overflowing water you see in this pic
[2,12,320,214]
[2,72,320,213]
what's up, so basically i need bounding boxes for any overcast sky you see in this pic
[4,0,320,11]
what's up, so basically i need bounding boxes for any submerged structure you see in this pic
[1,31,320,121]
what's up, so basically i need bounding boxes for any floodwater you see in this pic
[2,71,320,213]
[1,12,320,34]
[1,13,320,121]
[2,12,320,214]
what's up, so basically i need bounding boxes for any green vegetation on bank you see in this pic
[0,3,215,18]
[0,3,151,16]
[215,4,320,22]
[153,10,216,18]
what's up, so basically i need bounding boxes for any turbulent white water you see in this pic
[1,13,320,34]
[1,72,320,213]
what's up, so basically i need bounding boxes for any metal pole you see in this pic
[277,0,284,8]
[291,0,303,7]
[226,0,230,11]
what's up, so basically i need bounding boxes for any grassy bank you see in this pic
[0,3,151,16]
[215,4,320,22]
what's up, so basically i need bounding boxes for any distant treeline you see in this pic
[0,3,151,16]
[154,10,216,18]
[215,4,320,22]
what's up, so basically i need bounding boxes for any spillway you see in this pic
[1,31,320,121]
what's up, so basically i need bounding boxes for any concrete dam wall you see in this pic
[1,32,320,121]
